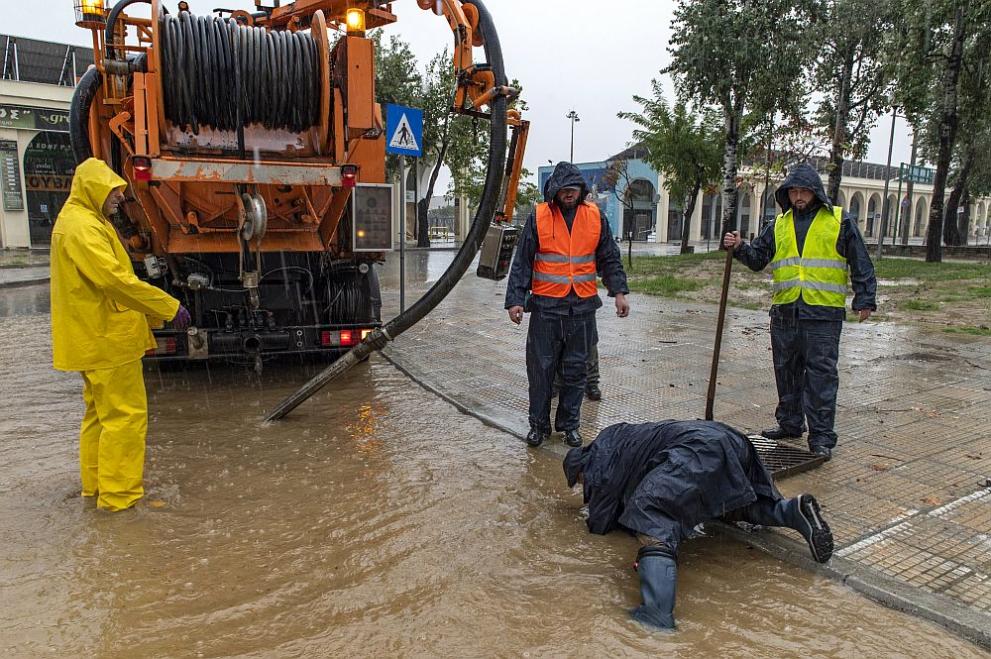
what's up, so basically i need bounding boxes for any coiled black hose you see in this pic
[159,11,319,133]
[69,66,102,164]
[265,0,510,421]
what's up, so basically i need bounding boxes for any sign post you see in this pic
[385,104,423,314]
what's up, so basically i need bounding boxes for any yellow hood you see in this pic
[64,157,127,217]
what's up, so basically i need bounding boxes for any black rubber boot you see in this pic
[760,426,804,441]
[562,429,583,448]
[631,546,677,630]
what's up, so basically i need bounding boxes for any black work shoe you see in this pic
[525,428,548,447]
[585,384,602,401]
[761,427,803,441]
[563,429,583,448]
[811,445,833,461]
[793,494,834,563]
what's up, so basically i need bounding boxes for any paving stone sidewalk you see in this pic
[378,254,991,647]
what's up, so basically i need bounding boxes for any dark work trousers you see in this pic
[554,321,600,390]
[770,312,843,449]
[527,311,594,432]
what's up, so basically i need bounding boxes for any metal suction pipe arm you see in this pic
[264,0,509,421]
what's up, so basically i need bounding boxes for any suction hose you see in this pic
[265,0,508,421]
[69,66,102,164]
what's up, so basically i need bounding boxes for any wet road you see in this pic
[1,272,986,657]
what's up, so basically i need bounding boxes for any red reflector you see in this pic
[133,157,152,182]
[341,164,358,189]
[340,330,355,346]
[320,330,333,347]
[146,337,177,355]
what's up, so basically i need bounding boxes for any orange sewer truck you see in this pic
[69,0,527,366]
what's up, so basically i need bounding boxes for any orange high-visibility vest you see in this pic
[531,202,601,298]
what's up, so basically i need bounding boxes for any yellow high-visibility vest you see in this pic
[771,206,848,308]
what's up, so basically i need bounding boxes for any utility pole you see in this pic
[566,110,580,162]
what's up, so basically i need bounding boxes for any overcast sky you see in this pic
[3,0,915,190]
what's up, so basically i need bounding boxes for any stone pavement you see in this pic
[378,252,991,648]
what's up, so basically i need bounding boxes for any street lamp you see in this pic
[566,110,580,162]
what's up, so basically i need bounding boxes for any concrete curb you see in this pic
[0,277,49,289]
[381,345,991,651]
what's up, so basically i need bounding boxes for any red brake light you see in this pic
[341,164,358,189]
[133,156,152,182]
[340,330,355,346]
[146,336,177,356]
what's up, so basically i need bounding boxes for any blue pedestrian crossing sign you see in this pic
[385,104,423,157]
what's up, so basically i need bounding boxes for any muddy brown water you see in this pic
[1,279,986,658]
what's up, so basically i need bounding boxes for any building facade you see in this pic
[1,35,93,249]
[539,151,991,245]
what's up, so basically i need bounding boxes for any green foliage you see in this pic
[902,299,940,310]
[943,325,991,336]
[370,30,422,108]
[665,0,822,232]
[618,81,723,213]
[873,257,991,282]
[628,274,704,298]
[665,0,821,117]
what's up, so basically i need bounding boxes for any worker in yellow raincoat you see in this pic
[50,158,190,512]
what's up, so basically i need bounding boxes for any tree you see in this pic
[665,0,822,241]
[513,174,541,223]
[601,157,639,238]
[891,0,991,259]
[619,80,724,253]
[370,29,422,193]
[813,0,896,202]
[415,48,458,247]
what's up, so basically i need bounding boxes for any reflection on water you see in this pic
[0,282,985,656]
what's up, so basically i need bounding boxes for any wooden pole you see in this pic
[705,246,734,420]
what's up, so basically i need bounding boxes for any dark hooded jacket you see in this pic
[563,421,781,540]
[734,163,877,321]
[504,162,629,316]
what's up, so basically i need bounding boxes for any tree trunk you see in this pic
[680,181,702,254]
[827,51,855,203]
[959,187,971,244]
[417,109,456,248]
[927,6,967,261]
[943,145,974,247]
[720,108,741,238]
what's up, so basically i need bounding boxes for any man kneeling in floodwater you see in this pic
[563,420,834,630]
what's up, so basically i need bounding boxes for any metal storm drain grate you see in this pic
[749,435,827,478]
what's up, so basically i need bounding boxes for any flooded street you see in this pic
[1,273,987,658]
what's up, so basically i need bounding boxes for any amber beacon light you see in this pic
[74,0,106,28]
[345,7,366,36]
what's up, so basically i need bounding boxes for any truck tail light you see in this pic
[341,164,358,189]
[320,329,371,348]
[133,156,152,182]
[146,336,177,356]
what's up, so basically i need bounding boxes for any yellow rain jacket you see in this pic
[50,158,179,371]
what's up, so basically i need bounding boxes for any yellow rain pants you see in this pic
[80,359,147,511]
[50,158,180,511]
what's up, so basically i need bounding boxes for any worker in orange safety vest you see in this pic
[505,162,629,449]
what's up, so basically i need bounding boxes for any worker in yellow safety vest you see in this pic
[723,163,877,461]
[50,158,190,511]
